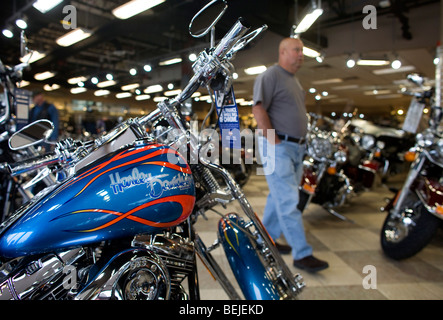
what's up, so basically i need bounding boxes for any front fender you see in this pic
[217,213,280,300]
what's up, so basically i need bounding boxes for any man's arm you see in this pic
[252,102,280,144]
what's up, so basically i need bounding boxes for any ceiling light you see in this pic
[303,46,321,58]
[34,71,55,80]
[94,89,110,96]
[391,59,402,69]
[20,50,46,63]
[312,78,343,85]
[97,80,117,88]
[159,57,182,66]
[244,65,267,75]
[56,28,92,47]
[143,64,152,72]
[2,27,13,39]
[43,84,60,91]
[116,92,132,99]
[167,83,174,90]
[346,58,356,68]
[373,65,415,75]
[121,83,140,91]
[18,80,30,87]
[164,89,182,96]
[316,54,324,63]
[144,84,163,94]
[113,0,166,19]
[91,77,99,84]
[292,1,323,34]
[135,94,151,100]
[364,89,391,95]
[106,73,113,80]
[129,68,137,75]
[15,18,28,30]
[33,0,63,13]
[71,87,87,94]
[153,96,167,102]
[357,59,390,66]
[68,76,88,84]
[189,53,197,62]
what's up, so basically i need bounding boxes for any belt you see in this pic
[277,134,306,144]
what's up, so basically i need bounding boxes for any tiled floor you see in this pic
[194,171,443,300]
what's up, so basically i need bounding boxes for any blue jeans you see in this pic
[258,136,312,260]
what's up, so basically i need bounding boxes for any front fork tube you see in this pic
[194,235,242,300]
[391,155,425,216]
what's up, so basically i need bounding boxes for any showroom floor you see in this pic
[193,171,443,300]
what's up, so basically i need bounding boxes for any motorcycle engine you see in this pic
[0,248,85,300]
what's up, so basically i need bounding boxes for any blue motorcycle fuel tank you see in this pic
[0,142,195,258]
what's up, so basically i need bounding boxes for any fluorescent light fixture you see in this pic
[153,96,167,102]
[68,76,88,84]
[43,84,60,91]
[303,46,321,58]
[18,80,30,87]
[312,78,343,85]
[33,0,63,13]
[70,87,87,94]
[191,92,201,98]
[364,89,391,95]
[113,0,166,19]
[94,89,110,96]
[331,84,359,90]
[121,83,140,91]
[135,94,151,100]
[144,84,163,94]
[159,57,182,66]
[56,28,92,47]
[97,80,117,88]
[34,71,55,80]
[116,92,132,99]
[375,94,402,99]
[293,8,323,34]
[357,59,390,66]
[164,89,182,96]
[244,65,267,75]
[373,65,415,75]
[20,50,46,64]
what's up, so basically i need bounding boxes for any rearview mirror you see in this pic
[9,119,54,150]
[189,0,228,38]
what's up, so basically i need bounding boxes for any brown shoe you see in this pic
[274,242,291,254]
[293,255,329,272]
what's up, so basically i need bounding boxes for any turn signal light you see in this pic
[404,151,417,162]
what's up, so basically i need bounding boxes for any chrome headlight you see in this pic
[334,150,347,164]
[417,131,435,147]
[361,134,375,150]
[308,136,333,160]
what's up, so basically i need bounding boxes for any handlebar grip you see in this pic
[8,152,60,176]
[212,17,250,59]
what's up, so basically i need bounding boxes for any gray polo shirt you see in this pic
[253,64,308,139]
